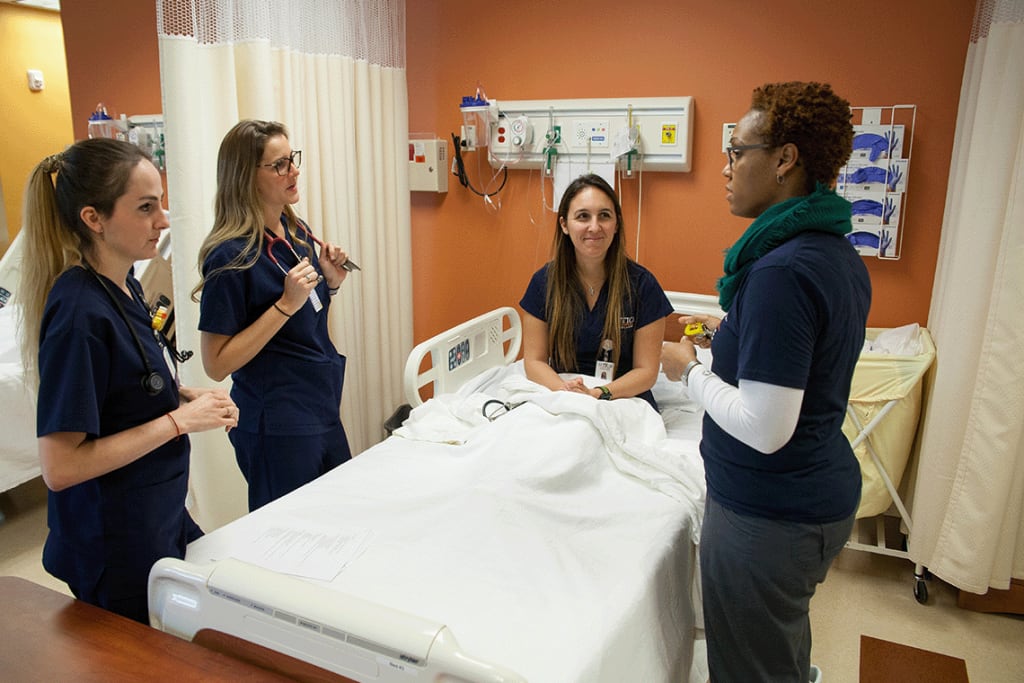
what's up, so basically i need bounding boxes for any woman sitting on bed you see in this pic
[519,173,673,410]
[19,138,239,623]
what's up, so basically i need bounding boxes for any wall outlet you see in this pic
[27,69,45,91]
[722,123,736,152]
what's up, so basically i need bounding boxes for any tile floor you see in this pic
[2,476,1022,682]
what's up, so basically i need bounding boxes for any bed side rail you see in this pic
[403,306,522,407]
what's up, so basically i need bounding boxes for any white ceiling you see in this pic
[6,0,60,11]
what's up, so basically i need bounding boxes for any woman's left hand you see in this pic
[319,242,351,289]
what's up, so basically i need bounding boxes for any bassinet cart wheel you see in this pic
[914,575,929,604]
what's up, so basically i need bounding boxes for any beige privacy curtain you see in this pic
[908,0,1024,594]
[157,0,412,531]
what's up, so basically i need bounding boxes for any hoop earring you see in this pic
[776,174,786,185]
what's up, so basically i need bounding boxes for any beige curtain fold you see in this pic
[156,0,411,531]
[908,0,1024,593]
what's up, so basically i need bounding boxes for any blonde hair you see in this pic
[19,140,150,384]
[192,119,311,301]
[546,174,633,372]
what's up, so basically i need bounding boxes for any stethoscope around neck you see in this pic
[82,261,191,397]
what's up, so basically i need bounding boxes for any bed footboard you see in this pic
[148,557,525,683]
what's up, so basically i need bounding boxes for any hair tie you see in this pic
[41,152,64,174]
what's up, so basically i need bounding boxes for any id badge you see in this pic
[594,360,615,382]
[308,288,324,313]
[155,333,179,387]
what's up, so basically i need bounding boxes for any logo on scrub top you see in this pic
[619,316,635,330]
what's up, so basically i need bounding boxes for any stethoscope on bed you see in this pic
[482,399,527,422]
[83,261,192,397]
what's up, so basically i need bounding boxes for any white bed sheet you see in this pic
[0,304,39,494]
[185,361,707,682]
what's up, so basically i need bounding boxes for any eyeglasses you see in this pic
[259,150,302,176]
[725,143,772,169]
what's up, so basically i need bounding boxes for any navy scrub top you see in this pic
[702,231,871,523]
[520,260,673,409]
[37,266,194,597]
[198,221,346,436]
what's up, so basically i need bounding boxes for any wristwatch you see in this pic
[681,360,702,387]
[597,386,612,400]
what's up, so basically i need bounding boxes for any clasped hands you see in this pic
[560,376,604,399]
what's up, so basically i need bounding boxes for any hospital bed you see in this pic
[148,292,720,683]
[0,235,39,504]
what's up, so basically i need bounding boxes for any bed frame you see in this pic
[149,293,720,683]
[402,292,722,408]
[149,558,525,682]
[403,306,521,406]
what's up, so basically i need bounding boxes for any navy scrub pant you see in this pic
[230,424,351,511]
[700,495,855,683]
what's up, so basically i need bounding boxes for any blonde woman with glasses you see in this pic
[193,120,354,511]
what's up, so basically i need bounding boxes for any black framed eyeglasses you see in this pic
[259,150,302,175]
[725,143,772,169]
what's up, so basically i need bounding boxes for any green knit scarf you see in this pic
[716,183,852,311]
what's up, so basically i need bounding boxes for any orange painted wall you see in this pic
[51,0,975,341]
[407,0,976,337]
[60,0,163,142]
[0,4,73,251]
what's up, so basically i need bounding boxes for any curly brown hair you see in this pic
[749,82,853,192]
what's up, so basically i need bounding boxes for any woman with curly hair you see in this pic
[663,82,871,682]
[520,173,672,409]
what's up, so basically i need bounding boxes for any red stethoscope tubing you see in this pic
[264,231,306,271]
[265,222,359,272]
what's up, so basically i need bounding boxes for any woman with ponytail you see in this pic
[20,138,237,623]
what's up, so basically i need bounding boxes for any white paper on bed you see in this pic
[185,362,705,682]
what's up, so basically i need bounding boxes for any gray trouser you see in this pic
[700,496,854,683]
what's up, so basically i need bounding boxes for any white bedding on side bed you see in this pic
[184,361,706,682]
[0,304,39,493]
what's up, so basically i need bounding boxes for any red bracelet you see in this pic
[166,412,182,441]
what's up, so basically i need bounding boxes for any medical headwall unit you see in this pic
[473,97,694,174]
